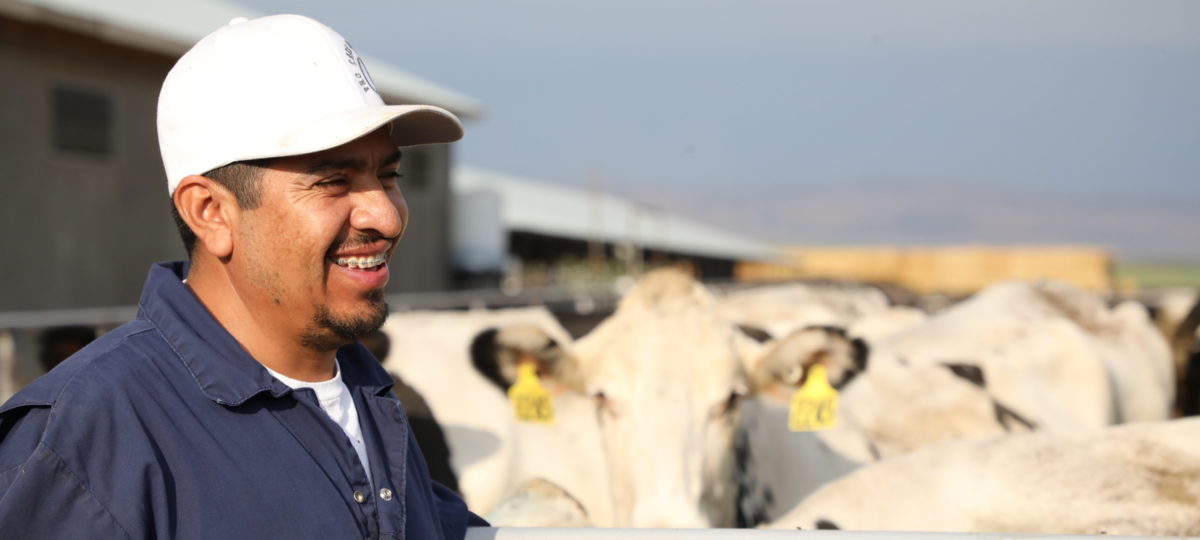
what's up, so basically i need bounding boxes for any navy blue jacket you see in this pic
[0,261,486,539]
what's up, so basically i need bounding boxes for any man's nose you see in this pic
[350,186,406,239]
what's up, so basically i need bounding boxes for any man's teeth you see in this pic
[334,254,386,269]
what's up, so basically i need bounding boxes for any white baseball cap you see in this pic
[157,14,464,194]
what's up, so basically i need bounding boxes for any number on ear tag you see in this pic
[508,363,555,424]
[788,364,839,431]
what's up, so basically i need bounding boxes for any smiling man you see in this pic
[0,14,485,539]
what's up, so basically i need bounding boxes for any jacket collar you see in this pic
[138,261,395,406]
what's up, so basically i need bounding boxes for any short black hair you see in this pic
[171,159,272,255]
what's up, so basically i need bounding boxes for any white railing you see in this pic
[464,529,1152,539]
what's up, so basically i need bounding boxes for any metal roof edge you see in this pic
[0,1,189,56]
[454,166,781,262]
[3,0,482,118]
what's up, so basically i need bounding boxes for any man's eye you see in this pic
[316,178,349,188]
[380,171,404,188]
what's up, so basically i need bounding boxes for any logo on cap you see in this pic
[343,41,378,94]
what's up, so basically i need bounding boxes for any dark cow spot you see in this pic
[734,428,775,528]
[943,362,986,388]
[994,401,1038,431]
[816,518,841,530]
[867,441,882,461]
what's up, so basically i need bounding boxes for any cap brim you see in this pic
[261,104,464,162]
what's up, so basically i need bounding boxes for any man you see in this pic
[0,14,486,538]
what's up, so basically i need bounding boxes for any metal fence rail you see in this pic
[0,306,140,331]
[0,284,624,330]
[464,529,1156,540]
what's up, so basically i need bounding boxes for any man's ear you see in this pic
[173,175,237,259]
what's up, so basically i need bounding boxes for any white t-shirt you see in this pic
[265,360,373,486]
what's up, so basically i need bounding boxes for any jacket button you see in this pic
[353,490,366,503]
[379,487,393,501]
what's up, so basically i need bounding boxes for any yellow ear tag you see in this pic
[788,364,839,432]
[508,363,555,424]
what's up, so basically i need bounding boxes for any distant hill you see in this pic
[626,178,1199,262]
[1116,260,1200,289]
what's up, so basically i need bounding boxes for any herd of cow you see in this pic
[377,269,1200,534]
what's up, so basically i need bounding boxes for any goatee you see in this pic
[300,289,388,350]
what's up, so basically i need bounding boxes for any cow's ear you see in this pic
[469,328,507,390]
[469,324,583,394]
[748,326,865,398]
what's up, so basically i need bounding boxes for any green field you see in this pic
[1115,260,1200,289]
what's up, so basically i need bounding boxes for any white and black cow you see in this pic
[866,280,1175,429]
[377,306,612,521]
[733,324,1035,525]
[386,271,1151,528]
[461,270,1036,527]
[768,417,1200,535]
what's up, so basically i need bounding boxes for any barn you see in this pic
[0,0,481,313]
[451,166,778,290]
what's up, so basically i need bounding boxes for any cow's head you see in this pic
[571,269,757,527]
[468,271,870,528]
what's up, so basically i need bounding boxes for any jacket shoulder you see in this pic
[0,319,161,416]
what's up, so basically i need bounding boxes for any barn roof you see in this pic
[454,166,779,262]
[0,0,483,118]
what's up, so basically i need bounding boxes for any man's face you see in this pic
[231,129,407,350]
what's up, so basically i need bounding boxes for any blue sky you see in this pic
[240,0,1200,260]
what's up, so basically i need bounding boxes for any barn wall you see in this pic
[0,18,181,310]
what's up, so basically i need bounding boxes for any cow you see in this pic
[767,417,1200,535]
[867,280,1174,429]
[1157,294,1200,415]
[387,272,1142,528]
[381,274,817,527]
[379,306,621,525]
[735,325,1034,524]
[464,271,1033,527]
